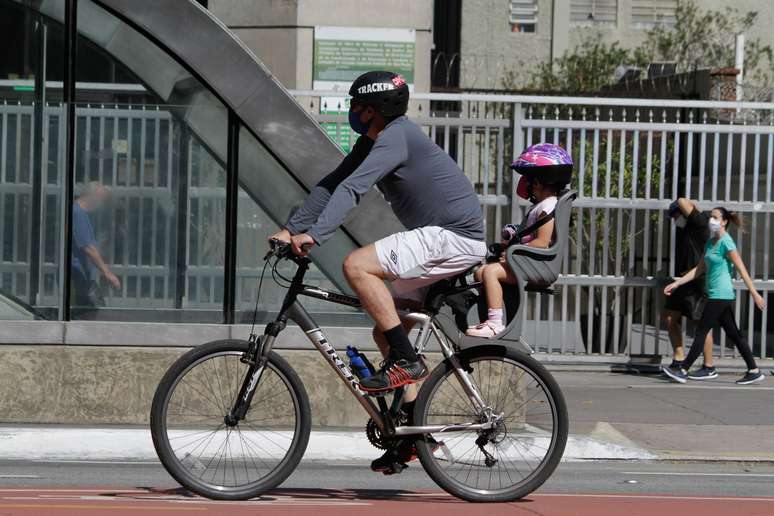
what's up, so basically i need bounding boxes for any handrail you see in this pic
[289,89,774,111]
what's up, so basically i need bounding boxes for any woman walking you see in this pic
[662,207,766,385]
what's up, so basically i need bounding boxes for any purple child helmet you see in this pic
[511,143,573,200]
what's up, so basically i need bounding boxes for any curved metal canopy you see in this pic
[94,0,404,241]
[14,0,404,292]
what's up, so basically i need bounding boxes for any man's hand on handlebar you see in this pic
[268,228,292,244]
[291,233,315,256]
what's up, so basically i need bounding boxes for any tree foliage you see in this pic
[509,1,774,94]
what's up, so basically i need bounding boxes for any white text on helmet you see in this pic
[357,82,395,95]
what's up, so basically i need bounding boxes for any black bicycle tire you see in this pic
[150,339,311,500]
[414,345,568,502]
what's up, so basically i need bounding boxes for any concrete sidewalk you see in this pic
[557,370,774,461]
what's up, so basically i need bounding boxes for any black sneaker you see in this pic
[370,442,410,475]
[668,360,684,370]
[661,364,688,384]
[687,366,718,380]
[360,358,429,393]
[370,437,441,475]
[736,370,765,385]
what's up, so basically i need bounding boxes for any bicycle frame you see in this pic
[230,255,494,437]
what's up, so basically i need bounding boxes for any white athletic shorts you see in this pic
[374,226,487,302]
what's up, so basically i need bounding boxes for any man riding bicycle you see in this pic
[269,70,486,471]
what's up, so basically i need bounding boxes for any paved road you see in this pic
[1,460,773,515]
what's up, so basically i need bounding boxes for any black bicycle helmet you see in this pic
[349,70,409,118]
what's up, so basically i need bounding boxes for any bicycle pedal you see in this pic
[381,462,408,476]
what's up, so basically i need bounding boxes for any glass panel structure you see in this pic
[0,0,65,319]
[0,0,369,326]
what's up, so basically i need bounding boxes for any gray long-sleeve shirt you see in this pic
[286,116,484,244]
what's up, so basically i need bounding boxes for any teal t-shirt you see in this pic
[704,233,737,300]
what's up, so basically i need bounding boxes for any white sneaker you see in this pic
[465,321,505,338]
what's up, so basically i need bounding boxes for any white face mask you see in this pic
[708,217,722,234]
[675,216,687,229]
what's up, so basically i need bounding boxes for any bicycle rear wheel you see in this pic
[414,345,568,502]
[150,339,311,500]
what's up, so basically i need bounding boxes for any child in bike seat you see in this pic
[466,143,573,338]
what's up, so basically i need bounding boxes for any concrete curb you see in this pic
[3,427,772,463]
[0,427,654,463]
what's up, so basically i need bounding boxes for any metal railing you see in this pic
[293,90,774,359]
[2,93,773,360]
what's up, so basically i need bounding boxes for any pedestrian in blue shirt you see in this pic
[663,207,766,385]
[71,182,121,316]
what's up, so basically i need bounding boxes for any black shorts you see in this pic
[664,279,704,320]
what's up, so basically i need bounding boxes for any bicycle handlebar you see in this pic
[265,239,312,262]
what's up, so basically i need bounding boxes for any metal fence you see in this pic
[294,91,774,360]
[2,93,773,359]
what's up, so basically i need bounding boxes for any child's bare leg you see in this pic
[467,262,513,337]
[482,262,509,309]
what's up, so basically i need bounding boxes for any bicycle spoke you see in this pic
[423,354,561,496]
[162,350,299,492]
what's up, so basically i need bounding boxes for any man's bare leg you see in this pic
[343,244,426,393]
[663,309,685,361]
[343,244,402,331]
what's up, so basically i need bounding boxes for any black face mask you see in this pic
[348,108,372,135]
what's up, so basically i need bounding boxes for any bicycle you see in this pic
[150,239,568,502]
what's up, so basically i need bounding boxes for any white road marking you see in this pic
[626,385,774,391]
[619,471,774,478]
[0,475,40,479]
[30,460,159,465]
[560,384,774,391]
[536,493,774,502]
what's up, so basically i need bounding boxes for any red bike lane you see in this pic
[0,488,772,515]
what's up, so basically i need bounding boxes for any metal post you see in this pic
[30,20,47,308]
[735,34,745,107]
[174,126,190,310]
[511,102,523,224]
[61,0,77,321]
[223,111,239,324]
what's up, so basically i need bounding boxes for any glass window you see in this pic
[570,0,617,25]
[70,0,227,321]
[236,126,367,326]
[631,0,677,27]
[0,0,65,320]
[509,0,538,33]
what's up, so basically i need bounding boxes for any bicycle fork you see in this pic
[225,323,281,426]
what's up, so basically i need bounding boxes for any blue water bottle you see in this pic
[346,346,373,379]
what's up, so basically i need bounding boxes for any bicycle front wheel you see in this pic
[414,345,568,502]
[150,339,311,500]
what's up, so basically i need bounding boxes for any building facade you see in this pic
[207,0,433,93]
[453,0,774,91]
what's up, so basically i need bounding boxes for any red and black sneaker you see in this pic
[360,358,429,393]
